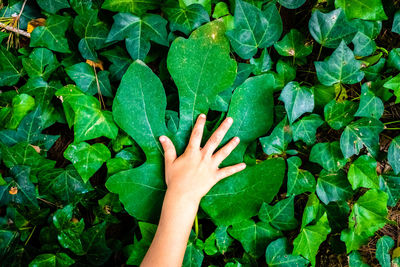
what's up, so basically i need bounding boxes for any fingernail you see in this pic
[227,117,233,124]
[234,137,240,143]
[200,113,206,118]
[159,136,166,142]
[240,163,246,169]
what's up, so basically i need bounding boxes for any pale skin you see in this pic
[140,114,246,267]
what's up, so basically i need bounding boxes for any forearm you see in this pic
[140,189,200,267]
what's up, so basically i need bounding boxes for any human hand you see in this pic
[159,114,246,204]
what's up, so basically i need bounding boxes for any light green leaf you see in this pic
[183,234,204,267]
[341,228,370,253]
[388,136,400,175]
[309,8,356,48]
[274,29,313,58]
[301,193,325,228]
[348,155,379,190]
[228,219,282,258]
[65,62,112,97]
[36,0,70,14]
[265,237,309,267]
[4,94,35,130]
[316,170,353,205]
[106,13,168,60]
[315,40,364,86]
[163,1,210,35]
[30,15,71,53]
[293,212,331,266]
[55,85,118,143]
[324,100,357,130]
[102,0,160,16]
[310,141,347,172]
[279,81,314,124]
[376,236,394,267]
[64,142,111,183]
[287,156,316,196]
[226,0,282,59]
[259,197,298,231]
[340,117,384,158]
[292,114,324,145]
[335,0,387,21]
[126,222,157,265]
[383,73,400,104]
[260,117,292,155]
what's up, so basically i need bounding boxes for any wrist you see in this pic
[165,187,202,207]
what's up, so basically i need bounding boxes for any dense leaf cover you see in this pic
[1,0,400,266]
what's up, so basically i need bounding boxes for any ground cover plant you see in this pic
[1,0,400,266]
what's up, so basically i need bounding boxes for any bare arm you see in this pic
[140,114,246,267]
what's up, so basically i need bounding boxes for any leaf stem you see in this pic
[194,214,199,238]
[24,225,36,246]
[384,128,400,130]
[384,120,400,125]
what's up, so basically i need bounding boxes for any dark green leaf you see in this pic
[102,0,160,16]
[22,48,59,80]
[259,197,298,231]
[292,114,324,145]
[379,173,400,207]
[316,170,353,205]
[36,0,70,14]
[287,156,316,196]
[388,136,400,175]
[376,236,394,267]
[260,117,292,155]
[310,141,347,172]
[274,29,313,58]
[265,237,309,266]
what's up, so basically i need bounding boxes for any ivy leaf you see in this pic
[38,166,92,204]
[335,0,387,21]
[65,62,112,97]
[341,229,370,253]
[310,141,347,172]
[30,15,71,53]
[21,48,59,80]
[379,173,400,207]
[301,193,325,228]
[279,81,314,124]
[73,9,109,61]
[354,84,384,119]
[277,0,306,9]
[287,156,316,196]
[274,29,313,58]
[226,0,282,59]
[183,233,204,267]
[348,155,379,190]
[259,197,298,231]
[163,1,210,35]
[101,0,160,16]
[340,117,384,158]
[228,219,282,258]
[324,100,358,130]
[126,222,157,265]
[0,1,39,29]
[101,47,133,81]
[0,46,23,86]
[352,31,376,57]
[376,236,394,267]
[2,93,35,130]
[315,40,364,86]
[106,13,168,60]
[0,165,38,208]
[292,114,323,145]
[388,136,400,175]
[392,11,400,34]
[316,170,353,205]
[250,49,272,75]
[383,74,400,104]
[36,0,70,14]
[309,8,356,48]
[81,222,112,265]
[56,85,118,143]
[260,117,292,155]
[29,253,74,267]
[293,213,331,266]
[265,237,309,266]
[64,142,111,183]
[348,251,370,267]
[215,226,233,254]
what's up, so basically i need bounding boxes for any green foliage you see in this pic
[1,0,399,265]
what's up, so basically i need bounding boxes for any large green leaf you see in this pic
[163,1,210,35]
[102,0,160,16]
[73,9,108,60]
[348,155,379,190]
[287,156,316,196]
[315,40,364,86]
[316,170,353,205]
[0,46,22,86]
[65,62,112,97]
[274,29,313,58]
[376,236,394,267]
[228,219,282,258]
[226,0,282,59]
[388,136,400,175]
[64,142,111,183]
[335,0,387,21]
[259,197,298,231]
[324,100,358,130]
[309,8,356,48]
[55,85,118,143]
[265,237,309,266]
[292,114,324,145]
[309,141,347,172]
[293,212,331,266]
[30,15,71,53]
[340,117,384,158]
[279,81,314,124]
[106,13,168,60]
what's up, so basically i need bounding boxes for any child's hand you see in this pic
[159,114,246,204]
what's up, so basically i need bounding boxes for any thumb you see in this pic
[159,135,177,165]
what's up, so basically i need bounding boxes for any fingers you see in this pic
[186,114,206,152]
[216,163,246,181]
[202,117,233,156]
[212,136,240,165]
[159,136,177,165]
